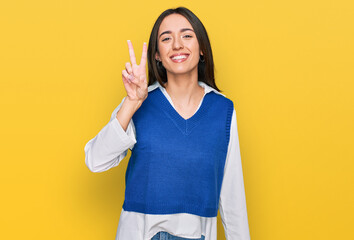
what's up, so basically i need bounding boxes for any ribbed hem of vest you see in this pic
[122,201,218,217]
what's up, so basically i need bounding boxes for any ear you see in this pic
[155,52,160,61]
[200,50,204,56]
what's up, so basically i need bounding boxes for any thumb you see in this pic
[139,75,147,85]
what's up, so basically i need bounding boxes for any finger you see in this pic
[125,62,132,75]
[140,42,147,67]
[130,75,138,84]
[127,40,137,65]
[123,69,139,85]
[122,69,133,83]
[122,72,134,93]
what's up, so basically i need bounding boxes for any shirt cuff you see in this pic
[110,117,137,149]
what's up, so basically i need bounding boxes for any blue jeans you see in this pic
[151,231,205,240]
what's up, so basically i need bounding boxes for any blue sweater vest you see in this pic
[122,87,234,217]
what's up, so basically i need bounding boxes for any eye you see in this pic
[161,37,171,42]
[184,34,193,38]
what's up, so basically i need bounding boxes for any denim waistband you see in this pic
[151,231,206,240]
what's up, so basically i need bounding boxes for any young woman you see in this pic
[85,7,251,240]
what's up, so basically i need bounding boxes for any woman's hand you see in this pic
[122,40,148,102]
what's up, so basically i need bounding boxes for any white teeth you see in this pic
[172,55,187,60]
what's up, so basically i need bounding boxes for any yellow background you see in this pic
[1,0,353,239]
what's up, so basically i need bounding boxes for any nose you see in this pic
[172,36,183,50]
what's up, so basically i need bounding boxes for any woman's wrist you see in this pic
[123,96,143,113]
[115,96,142,131]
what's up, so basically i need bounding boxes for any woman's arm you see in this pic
[219,108,251,240]
[84,40,148,173]
[84,97,137,173]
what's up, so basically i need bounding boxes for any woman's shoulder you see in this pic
[201,82,234,107]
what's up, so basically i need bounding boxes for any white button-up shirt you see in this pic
[84,81,251,240]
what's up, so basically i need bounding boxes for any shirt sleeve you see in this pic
[84,96,137,173]
[219,108,251,240]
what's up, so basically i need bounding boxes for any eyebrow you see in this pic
[159,28,194,38]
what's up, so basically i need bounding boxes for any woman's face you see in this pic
[156,14,202,77]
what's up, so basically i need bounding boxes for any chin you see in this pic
[167,69,194,76]
[166,65,198,76]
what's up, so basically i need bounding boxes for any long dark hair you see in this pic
[147,7,221,92]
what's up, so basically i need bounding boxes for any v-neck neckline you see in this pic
[164,86,207,119]
[155,87,213,135]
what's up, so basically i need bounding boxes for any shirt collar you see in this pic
[148,80,225,97]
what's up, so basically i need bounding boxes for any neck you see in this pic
[163,70,204,105]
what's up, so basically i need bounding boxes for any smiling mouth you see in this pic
[170,54,189,63]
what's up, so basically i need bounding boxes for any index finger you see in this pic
[127,40,136,65]
[140,42,147,67]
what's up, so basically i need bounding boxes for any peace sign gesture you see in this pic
[122,40,148,103]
